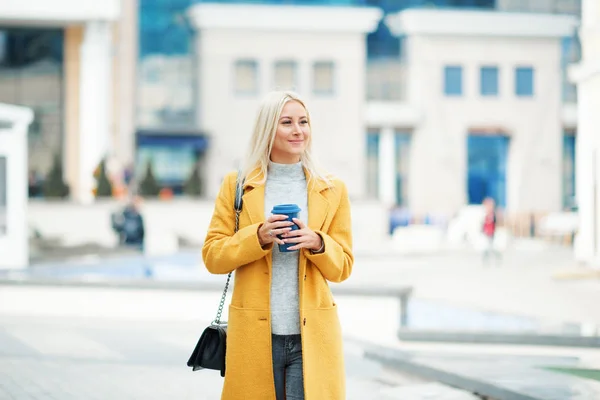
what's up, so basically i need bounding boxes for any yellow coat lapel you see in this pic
[241,168,265,225]
[307,177,330,232]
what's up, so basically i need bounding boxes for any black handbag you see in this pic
[187,174,244,377]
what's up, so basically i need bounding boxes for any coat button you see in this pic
[304,274,307,280]
[303,318,306,326]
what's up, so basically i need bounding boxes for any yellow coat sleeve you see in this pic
[202,172,271,274]
[304,181,354,283]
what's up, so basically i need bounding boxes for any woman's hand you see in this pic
[282,219,323,252]
[258,215,295,247]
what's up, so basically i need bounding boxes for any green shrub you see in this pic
[95,158,113,197]
[42,153,69,198]
[183,161,202,197]
[139,159,160,197]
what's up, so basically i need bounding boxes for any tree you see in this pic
[42,153,69,198]
[139,159,160,197]
[95,158,113,198]
[183,161,202,197]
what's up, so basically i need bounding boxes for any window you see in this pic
[515,66,534,97]
[234,60,259,95]
[313,61,335,95]
[366,129,380,199]
[0,156,6,235]
[444,66,462,96]
[480,66,499,96]
[395,131,411,206]
[273,61,297,90]
[563,132,576,209]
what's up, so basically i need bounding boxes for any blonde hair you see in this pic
[239,90,332,190]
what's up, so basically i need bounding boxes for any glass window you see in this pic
[563,132,576,209]
[0,28,64,197]
[480,66,499,96]
[515,66,534,97]
[0,156,6,235]
[137,0,196,128]
[444,66,462,96]
[0,32,6,64]
[273,60,297,90]
[395,131,411,206]
[366,129,380,199]
[561,36,578,102]
[313,61,335,95]
[234,59,259,95]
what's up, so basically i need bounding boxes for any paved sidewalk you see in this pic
[0,283,454,400]
[345,246,600,327]
[1,245,599,399]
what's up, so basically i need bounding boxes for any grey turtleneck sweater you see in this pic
[265,161,308,335]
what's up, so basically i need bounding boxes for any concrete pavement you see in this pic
[345,245,600,327]
[0,286,437,400]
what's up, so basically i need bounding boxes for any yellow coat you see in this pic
[202,169,354,400]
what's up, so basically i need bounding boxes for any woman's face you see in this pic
[270,100,310,164]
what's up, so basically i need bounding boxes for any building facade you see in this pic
[367,9,578,215]
[0,0,137,203]
[2,0,583,214]
[188,3,382,198]
[570,0,600,264]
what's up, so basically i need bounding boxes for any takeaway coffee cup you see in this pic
[271,204,301,253]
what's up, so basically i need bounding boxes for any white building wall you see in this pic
[0,103,33,269]
[571,0,600,264]
[189,4,381,199]
[1,0,122,203]
[408,36,563,214]
[386,10,578,215]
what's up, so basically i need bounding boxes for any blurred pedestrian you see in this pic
[111,195,145,251]
[482,197,501,265]
[202,91,353,399]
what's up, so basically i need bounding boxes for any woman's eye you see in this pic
[300,120,308,125]
[282,121,291,125]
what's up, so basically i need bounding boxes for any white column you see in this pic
[0,104,33,269]
[378,127,397,207]
[574,83,595,262]
[77,21,113,204]
[115,0,138,167]
[573,0,600,264]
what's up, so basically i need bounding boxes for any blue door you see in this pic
[467,135,509,207]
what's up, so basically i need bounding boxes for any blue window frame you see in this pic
[444,66,463,96]
[480,66,498,96]
[515,67,534,97]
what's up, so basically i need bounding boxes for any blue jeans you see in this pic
[272,334,305,400]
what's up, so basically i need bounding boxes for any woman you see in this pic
[202,90,353,400]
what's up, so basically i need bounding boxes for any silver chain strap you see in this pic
[212,175,243,326]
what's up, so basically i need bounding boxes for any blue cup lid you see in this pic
[271,204,301,214]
